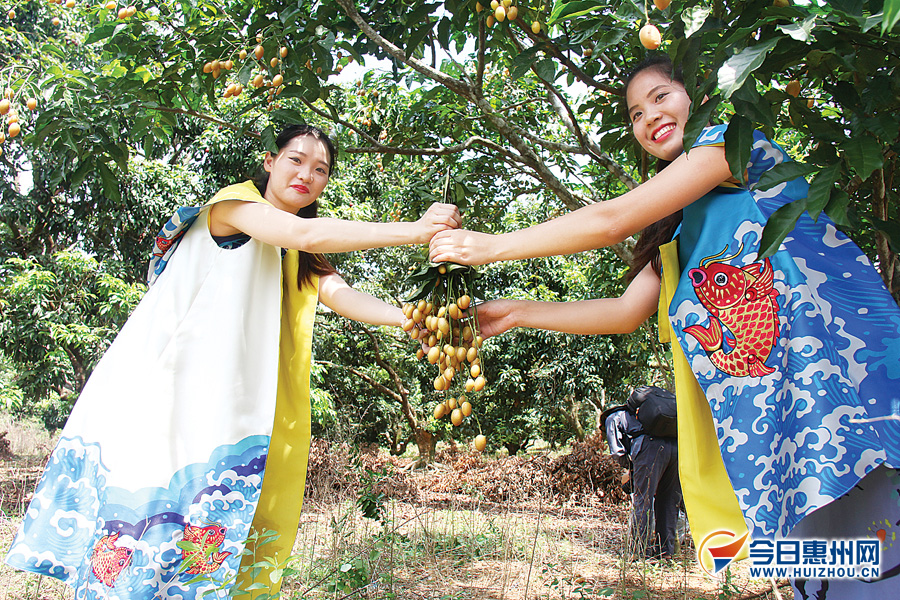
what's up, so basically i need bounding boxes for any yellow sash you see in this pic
[204,182,319,596]
[658,240,748,562]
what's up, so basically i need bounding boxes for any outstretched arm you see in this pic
[210,201,461,253]
[473,263,661,338]
[317,272,403,327]
[429,145,730,265]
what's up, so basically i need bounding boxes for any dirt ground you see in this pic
[0,436,792,599]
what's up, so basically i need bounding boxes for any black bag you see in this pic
[626,385,677,438]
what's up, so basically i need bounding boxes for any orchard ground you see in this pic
[0,415,789,599]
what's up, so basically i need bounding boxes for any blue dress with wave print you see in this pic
[668,125,900,538]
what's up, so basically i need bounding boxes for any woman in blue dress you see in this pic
[429,55,900,598]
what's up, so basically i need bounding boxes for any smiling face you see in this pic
[263,133,332,213]
[626,67,693,162]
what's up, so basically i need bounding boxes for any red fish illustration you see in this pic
[181,522,232,575]
[90,532,133,586]
[683,246,780,377]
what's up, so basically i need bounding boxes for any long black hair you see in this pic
[253,124,337,289]
[622,55,685,281]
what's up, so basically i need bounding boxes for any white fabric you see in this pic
[62,210,283,491]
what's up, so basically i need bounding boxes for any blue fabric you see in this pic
[668,125,900,538]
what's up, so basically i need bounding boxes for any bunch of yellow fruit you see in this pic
[401,262,488,437]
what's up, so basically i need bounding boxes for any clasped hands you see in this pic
[415,203,513,339]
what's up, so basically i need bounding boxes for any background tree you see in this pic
[1,0,897,447]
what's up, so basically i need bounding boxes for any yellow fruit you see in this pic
[7,9,14,18]
[448,397,458,410]
[639,23,661,49]
[0,99,9,115]
[490,0,499,7]
[126,5,135,16]
[270,57,279,68]
[443,367,455,381]
[473,376,486,391]
[467,346,478,363]
[254,45,264,59]
[8,122,20,138]
[807,98,815,109]
[52,16,60,25]
[239,49,248,60]
[427,346,441,364]
[531,20,541,34]
[224,60,233,70]
[786,80,801,97]
[455,346,467,362]
[105,0,116,8]
[117,6,127,17]
[474,434,487,452]
[451,408,463,426]
[466,378,476,392]
[27,98,37,111]
[470,363,481,378]
[272,73,284,87]
[502,0,511,6]
[461,401,472,417]
[457,295,471,310]
[434,375,447,391]
[653,0,670,8]
[416,348,425,360]
[475,1,482,11]
[3,88,12,100]
[256,32,263,43]
[773,0,789,6]
[487,14,495,27]
[279,46,288,58]
[507,5,517,20]
[584,47,593,57]
[434,403,446,419]
[252,73,264,88]
[494,5,505,21]
[0,132,5,143]
[7,112,17,123]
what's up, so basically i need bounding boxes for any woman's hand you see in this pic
[416,203,462,244]
[429,229,497,265]
[469,299,519,338]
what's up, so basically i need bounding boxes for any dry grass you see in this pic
[0,421,792,600]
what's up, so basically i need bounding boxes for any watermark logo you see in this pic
[697,530,749,577]
[747,538,881,580]
[697,530,882,580]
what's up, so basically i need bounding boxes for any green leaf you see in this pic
[759,197,808,259]
[824,189,852,228]
[682,5,711,38]
[534,58,556,82]
[731,83,776,128]
[683,95,721,152]
[805,163,840,221]
[406,22,435,58]
[883,0,900,34]
[548,0,604,24]
[756,161,816,192]
[509,46,540,81]
[840,135,883,181]
[724,115,753,185]
[260,125,278,153]
[777,14,817,42]
[717,38,780,99]
[98,163,121,203]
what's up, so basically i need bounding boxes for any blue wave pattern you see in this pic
[671,126,900,537]
[7,435,269,599]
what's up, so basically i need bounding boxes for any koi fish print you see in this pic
[90,532,133,586]
[682,246,780,378]
[180,523,232,575]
